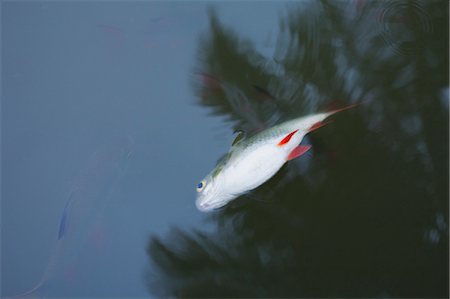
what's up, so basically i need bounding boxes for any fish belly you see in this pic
[223,144,287,195]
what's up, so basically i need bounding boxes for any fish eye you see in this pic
[196,180,206,192]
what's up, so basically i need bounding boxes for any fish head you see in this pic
[195,171,235,212]
[196,152,238,212]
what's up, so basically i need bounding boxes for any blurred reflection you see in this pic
[147,1,448,297]
[15,136,134,297]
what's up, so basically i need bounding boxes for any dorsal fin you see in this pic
[232,130,246,146]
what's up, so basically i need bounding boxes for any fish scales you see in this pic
[195,107,355,211]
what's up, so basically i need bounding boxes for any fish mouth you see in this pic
[195,200,214,212]
[195,195,230,212]
[196,184,236,212]
[196,199,225,212]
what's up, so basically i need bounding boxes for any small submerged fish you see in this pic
[195,105,356,212]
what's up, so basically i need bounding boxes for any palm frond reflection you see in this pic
[147,1,448,297]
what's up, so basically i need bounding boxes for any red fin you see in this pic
[308,102,361,133]
[277,129,299,146]
[287,145,311,161]
[327,102,360,115]
[308,120,333,133]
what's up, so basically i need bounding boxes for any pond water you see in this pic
[1,1,448,298]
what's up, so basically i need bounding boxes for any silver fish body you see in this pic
[195,111,342,212]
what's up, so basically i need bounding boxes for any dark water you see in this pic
[146,1,449,298]
[2,1,448,298]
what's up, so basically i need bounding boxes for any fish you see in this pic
[195,104,357,212]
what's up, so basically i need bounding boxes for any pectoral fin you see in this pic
[278,129,299,146]
[287,145,311,161]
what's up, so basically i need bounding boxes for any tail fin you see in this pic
[307,102,361,133]
[326,102,361,116]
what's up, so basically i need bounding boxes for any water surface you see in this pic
[2,1,448,298]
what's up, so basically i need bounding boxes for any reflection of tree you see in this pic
[147,1,448,297]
